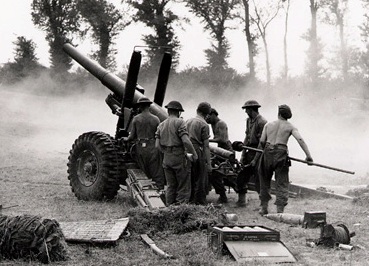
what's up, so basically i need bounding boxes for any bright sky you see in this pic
[0,0,365,79]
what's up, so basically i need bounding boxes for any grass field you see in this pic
[1,86,369,265]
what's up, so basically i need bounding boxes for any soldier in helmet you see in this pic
[258,104,313,215]
[155,100,198,206]
[186,102,213,205]
[127,97,165,190]
[236,100,267,207]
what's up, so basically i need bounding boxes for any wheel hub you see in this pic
[77,150,99,186]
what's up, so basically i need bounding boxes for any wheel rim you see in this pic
[77,150,99,186]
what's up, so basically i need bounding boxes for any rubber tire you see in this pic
[67,131,123,200]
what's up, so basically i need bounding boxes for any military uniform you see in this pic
[156,116,191,205]
[129,111,165,189]
[186,115,211,205]
[258,143,290,208]
[237,114,267,194]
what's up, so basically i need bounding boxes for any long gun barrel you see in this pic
[62,43,168,122]
[242,145,355,175]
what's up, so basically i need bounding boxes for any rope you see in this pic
[333,225,350,244]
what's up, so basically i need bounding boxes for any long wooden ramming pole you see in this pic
[242,145,355,175]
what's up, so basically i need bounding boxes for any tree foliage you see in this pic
[77,0,131,70]
[31,0,81,74]
[320,0,348,81]
[128,0,180,72]
[0,37,44,84]
[184,0,239,72]
[13,36,40,69]
[358,1,369,80]
[302,28,325,82]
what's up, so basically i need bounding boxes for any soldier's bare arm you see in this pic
[291,128,313,163]
[155,138,163,153]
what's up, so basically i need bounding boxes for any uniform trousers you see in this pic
[162,147,191,206]
[258,144,290,207]
[135,140,165,190]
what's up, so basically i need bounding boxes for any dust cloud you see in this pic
[165,81,369,192]
[0,75,117,168]
[1,73,368,194]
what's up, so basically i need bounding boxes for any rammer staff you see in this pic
[241,145,355,175]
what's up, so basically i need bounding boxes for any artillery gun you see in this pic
[63,43,237,206]
[63,44,353,207]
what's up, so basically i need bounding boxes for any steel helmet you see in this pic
[136,97,152,105]
[197,102,211,115]
[242,100,261,109]
[165,100,184,111]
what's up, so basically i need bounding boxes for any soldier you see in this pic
[127,97,165,190]
[206,108,234,203]
[186,102,212,205]
[258,104,313,215]
[236,100,267,207]
[207,108,233,150]
[155,100,198,206]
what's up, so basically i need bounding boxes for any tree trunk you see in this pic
[283,0,290,81]
[309,0,319,85]
[242,0,255,79]
[338,16,348,81]
[262,34,271,86]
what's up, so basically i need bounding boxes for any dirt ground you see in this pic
[1,85,369,265]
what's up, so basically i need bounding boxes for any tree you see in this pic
[128,0,180,71]
[304,0,324,85]
[281,0,291,81]
[358,1,369,80]
[251,0,282,86]
[13,36,41,72]
[184,0,239,72]
[321,0,348,81]
[77,0,131,70]
[238,0,258,79]
[0,36,43,84]
[31,0,81,74]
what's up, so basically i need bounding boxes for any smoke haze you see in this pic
[1,74,368,194]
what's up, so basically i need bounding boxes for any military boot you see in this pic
[277,205,285,213]
[217,191,228,204]
[259,202,268,216]
[236,193,247,207]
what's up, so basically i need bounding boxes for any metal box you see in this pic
[207,225,280,255]
[207,225,296,263]
[302,211,326,228]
